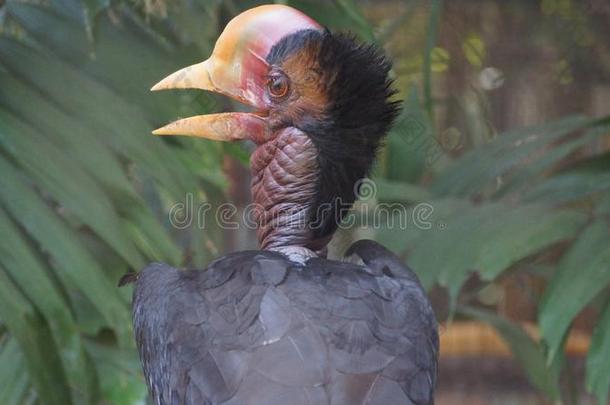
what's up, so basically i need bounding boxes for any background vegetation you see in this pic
[0,0,608,404]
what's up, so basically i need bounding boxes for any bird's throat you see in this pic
[250,127,329,253]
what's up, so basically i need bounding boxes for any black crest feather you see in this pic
[268,29,401,239]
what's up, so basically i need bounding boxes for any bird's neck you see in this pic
[250,127,331,254]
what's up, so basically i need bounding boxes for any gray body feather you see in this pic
[132,240,438,404]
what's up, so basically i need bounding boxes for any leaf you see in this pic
[375,198,471,287]
[406,201,585,302]
[7,3,185,120]
[45,0,90,25]
[423,0,442,119]
[85,342,148,405]
[6,2,90,60]
[0,107,145,270]
[334,0,375,42]
[0,70,184,266]
[0,68,135,198]
[459,306,562,400]
[430,47,450,73]
[384,84,431,182]
[373,177,432,203]
[431,115,592,197]
[288,0,370,36]
[376,3,417,44]
[164,1,219,54]
[523,167,610,206]
[473,208,586,280]
[0,208,96,403]
[122,205,182,265]
[539,221,610,362]
[498,124,609,198]
[0,338,31,405]
[30,0,111,44]
[0,267,72,405]
[598,191,610,215]
[80,0,111,43]
[0,157,132,346]
[462,34,485,68]
[0,37,200,200]
[586,299,610,404]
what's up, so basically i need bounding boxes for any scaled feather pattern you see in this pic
[132,240,438,405]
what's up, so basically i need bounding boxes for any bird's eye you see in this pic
[267,74,289,98]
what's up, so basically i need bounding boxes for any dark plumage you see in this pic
[131,240,438,404]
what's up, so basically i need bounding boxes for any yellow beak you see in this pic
[150,4,321,143]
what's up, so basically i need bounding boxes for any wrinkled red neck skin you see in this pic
[250,127,330,252]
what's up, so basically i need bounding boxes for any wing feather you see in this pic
[131,243,438,404]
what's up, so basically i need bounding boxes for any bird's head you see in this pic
[153,4,399,256]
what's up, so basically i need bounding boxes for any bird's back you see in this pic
[131,240,438,405]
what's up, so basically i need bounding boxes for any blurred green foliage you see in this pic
[0,0,609,404]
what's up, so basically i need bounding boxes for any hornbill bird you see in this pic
[123,4,438,404]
